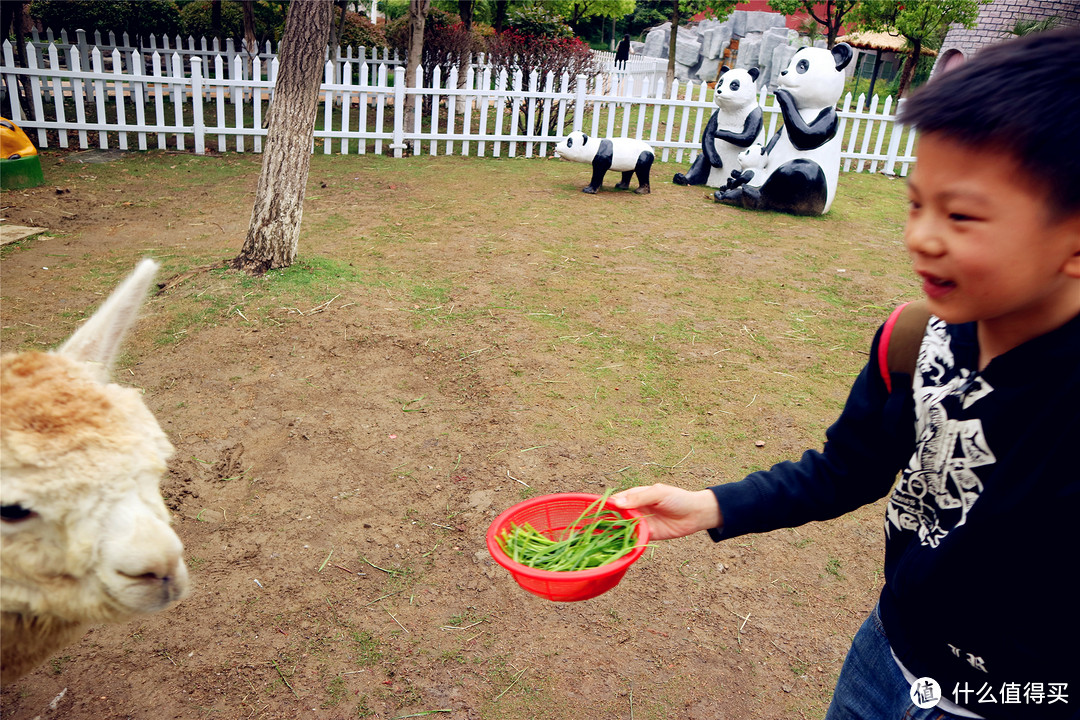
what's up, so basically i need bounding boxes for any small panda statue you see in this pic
[673,66,764,188]
[722,143,768,191]
[715,44,853,216]
[554,131,655,194]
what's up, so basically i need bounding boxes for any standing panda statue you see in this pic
[554,131,655,194]
[673,67,764,188]
[714,44,853,216]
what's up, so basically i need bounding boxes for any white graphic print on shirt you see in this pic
[885,319,995,548]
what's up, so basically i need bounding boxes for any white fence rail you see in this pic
[1,39,918,176]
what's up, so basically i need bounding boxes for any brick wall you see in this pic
[931,0,1080,76]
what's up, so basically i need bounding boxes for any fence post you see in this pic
[573,74,586,132]
[191,56,205,154]
[883,97,905,176]
[391,65,405,158]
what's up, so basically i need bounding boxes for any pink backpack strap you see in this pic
[878,303,910,394]
[878,300,931,394]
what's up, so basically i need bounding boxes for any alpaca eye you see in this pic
[0,504,36,522]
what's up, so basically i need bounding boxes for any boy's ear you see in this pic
[1061,215,1080,279]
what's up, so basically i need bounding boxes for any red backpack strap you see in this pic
[878,300,931,393]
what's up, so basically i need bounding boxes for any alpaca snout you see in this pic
[116,554,189,608]
[101,501,189,611]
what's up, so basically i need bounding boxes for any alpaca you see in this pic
[1,259,189,683]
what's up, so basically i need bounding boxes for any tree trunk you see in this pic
[896,39,920,98]
[402,0,431,136]
[242,0,258,80]
[666,1,681,88]
[458,0,473,31]
[232,0,334,275]
[329,0,347,49]
[493,0,508,32]
[211,0,222,42]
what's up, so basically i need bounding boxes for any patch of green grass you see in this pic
[49,655,72,675]
[322,674,347,708]
[350,629,382,666]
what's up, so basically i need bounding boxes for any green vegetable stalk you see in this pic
[497,491,643,571]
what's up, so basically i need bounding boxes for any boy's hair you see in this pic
[898,27,1080,219]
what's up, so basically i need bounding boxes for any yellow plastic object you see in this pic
[1,117,38,159]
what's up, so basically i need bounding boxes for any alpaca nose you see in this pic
[117,550,182,584]
[108,510,187,589]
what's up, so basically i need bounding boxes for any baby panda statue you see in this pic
[721,143,768,191]
[714,44,853,216]
[673,67,764,188]
[554,131,655,194]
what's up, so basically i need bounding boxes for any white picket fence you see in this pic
[1,39,918,176]
[18,28,400,88]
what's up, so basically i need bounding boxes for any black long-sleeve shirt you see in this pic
[708,312,1080,719]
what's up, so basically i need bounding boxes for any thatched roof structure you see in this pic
[836,31,939,56]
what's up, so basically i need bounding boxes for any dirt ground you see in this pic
[1,149,913,720]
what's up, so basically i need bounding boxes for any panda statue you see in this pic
[554,131,655,194]
[721,142,768,192]
[714,44,853,216]
[673,67,764,188]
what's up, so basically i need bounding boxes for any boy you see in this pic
[612,28,1080,720]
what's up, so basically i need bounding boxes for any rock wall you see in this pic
[639,9,826,88]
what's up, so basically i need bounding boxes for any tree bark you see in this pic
[493,0,508,32]
[231,0,334,275]
[666,1,681,88]
[896,38,920,98]
[402,0,432,136]
[242,0,258,53]
[242,0,258,81]
[329,0,348,49]
[458,0,473,31]
[211,0,223,42]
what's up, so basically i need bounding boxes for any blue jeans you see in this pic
[826,605,971,720]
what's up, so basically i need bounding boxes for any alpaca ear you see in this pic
[58,259,160,381]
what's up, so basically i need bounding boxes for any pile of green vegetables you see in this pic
[497,491,643,572]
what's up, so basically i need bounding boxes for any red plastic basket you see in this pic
[486,493,650,602]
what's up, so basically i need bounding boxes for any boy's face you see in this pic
[905,133,1080,351]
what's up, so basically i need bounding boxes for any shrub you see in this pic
[505,6,573,39]
[337,11,388,50]
[483,30,596,135]
[177,0,283,44]
[387,8,484,87]
[483,30,596,85]
[179,0,244,40]
[30,0,181,41]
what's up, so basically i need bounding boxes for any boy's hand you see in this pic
[610,484,722,541]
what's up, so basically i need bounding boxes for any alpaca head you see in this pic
[1,260,188,675]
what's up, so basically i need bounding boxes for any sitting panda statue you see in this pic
[673,67,763,188]
[554,131,655,195]
[714,44,853,216]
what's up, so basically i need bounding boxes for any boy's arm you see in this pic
[708,324,914,541]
